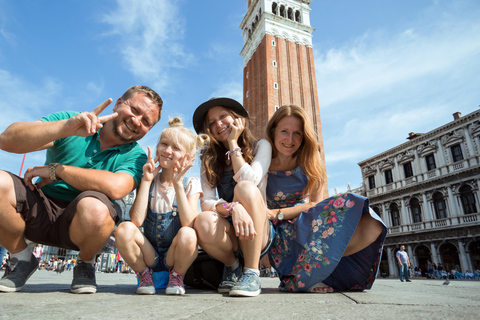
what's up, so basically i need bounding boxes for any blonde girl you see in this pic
[115,117,206,295]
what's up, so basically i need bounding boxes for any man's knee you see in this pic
[0,170,16,205]
[75,196,113,225]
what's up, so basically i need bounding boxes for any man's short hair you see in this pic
[121,85,163,122]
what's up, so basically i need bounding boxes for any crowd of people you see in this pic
[426,260,480,280]
[0,86,388,297]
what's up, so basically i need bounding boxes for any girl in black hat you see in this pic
[192,97,274,297]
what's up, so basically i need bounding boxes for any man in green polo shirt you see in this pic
[0,85,162,294]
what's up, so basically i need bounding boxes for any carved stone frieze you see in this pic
[397,150,415,164]
[441,130,464,147]
[379,158,394,171]
[384,225,480,246]
[417,140,437,157]
[363,165,377,175]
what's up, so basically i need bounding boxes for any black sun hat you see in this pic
[193,97,249,134]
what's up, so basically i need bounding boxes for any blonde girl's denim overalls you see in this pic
[143,183,181,272]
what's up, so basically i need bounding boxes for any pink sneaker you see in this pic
[136,268,155,295]
[165,269,185,295]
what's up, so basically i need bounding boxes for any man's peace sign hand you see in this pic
[64,98,118,136]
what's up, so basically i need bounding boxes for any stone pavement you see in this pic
[0,270,479,320]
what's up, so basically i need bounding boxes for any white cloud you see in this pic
[85,81,105,99]
[0,69,63,131]
[315,4,480,110]
[315,1,480,191]
[210,81,243,104]
[102,0,195,92]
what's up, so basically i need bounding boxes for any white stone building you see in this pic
[358,108,480,277]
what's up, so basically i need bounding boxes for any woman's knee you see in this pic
[234,181,259,203]
[194,211,217,241]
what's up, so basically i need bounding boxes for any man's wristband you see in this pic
[49,163,62,182]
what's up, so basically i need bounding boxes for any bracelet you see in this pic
[49,163,61,182]
[225,147,242,160]
[222,201,239,216]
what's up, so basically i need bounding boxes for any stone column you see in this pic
[394,157,400,183]
[464,126,475,158]
[464,245,474,273]
[401,198,410,226]
[437,140,446,167]
[381,203,390,227]
[447,186,459,217]
[376,165,382,189]
[413,148,422,175]
[476,179,480,208]
[430,242,439,264]
[457,240,469,273]
[407,245,415,267]
[422,193,433,221]
[387,247,397,277]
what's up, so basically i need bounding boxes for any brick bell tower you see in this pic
[240,0,327,189]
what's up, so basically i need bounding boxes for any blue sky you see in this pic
[1,0,479,196]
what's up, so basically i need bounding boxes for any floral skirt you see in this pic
[268,193,386,292]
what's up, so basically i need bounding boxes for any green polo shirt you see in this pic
[39,111,147,202]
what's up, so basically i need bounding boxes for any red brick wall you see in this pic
[243,34,328,192]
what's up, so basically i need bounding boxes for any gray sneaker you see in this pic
[0,253,38,292]
[229,271,261,297]
[218,264,242,293]
[71,261,97,294]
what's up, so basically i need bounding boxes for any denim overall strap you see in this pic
[143,181,181,249]
[216,168,236,203]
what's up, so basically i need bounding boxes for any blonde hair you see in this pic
[200,108,255,188]
[265,105,326,196]
[158,117,208,157]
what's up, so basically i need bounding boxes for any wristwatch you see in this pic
[49,163,62,182]
[277,209,284,221]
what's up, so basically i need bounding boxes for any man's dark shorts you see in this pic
[8,172,117,251]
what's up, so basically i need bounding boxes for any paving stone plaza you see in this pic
[1,270,479,319]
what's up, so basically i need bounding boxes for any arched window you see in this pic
[410,198,422,223]
[390,203,400,226]
[460,185,477,214]
[280,5,286,18]
[272,3,278,15]
[433,192,447,219]
[295,10,301,23]
[288,8,293,20]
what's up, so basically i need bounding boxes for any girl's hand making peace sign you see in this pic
[172,154,194,185]
[143,146,162,182]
